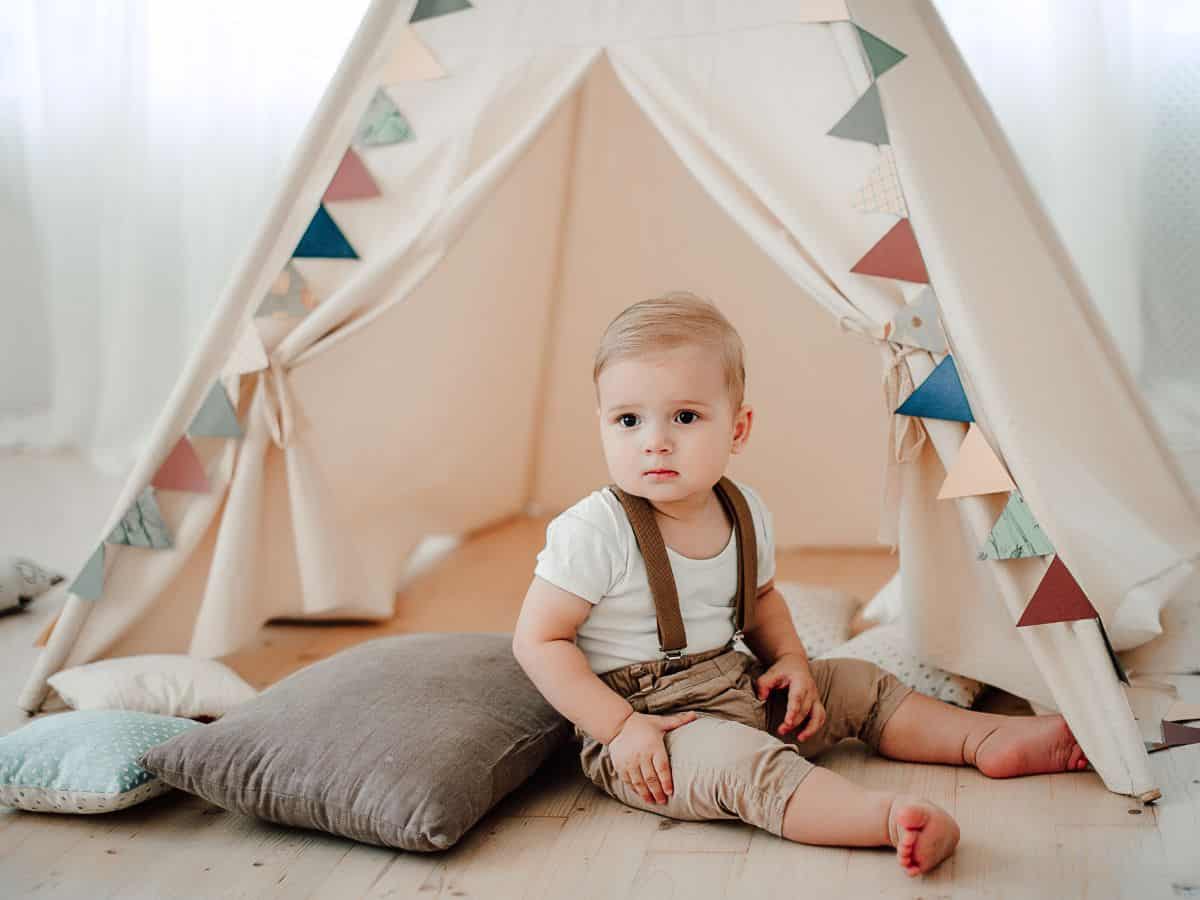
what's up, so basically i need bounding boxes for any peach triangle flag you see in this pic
[151,436,210,493]
[851,219,929,283]
[323,148,380,203]
[1164,701,1200,723]
[227,323,268,375]
[379,26,446,83]
[938,424,1015,500]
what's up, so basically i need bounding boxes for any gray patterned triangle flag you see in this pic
[828,83,888,146]
[189,382,243,439]
[69,545,105,600]
[257,263,315,318]
[355,89,414,147]
[979,491,1055,560]
[106,487,173,549]
[887,287,948,353]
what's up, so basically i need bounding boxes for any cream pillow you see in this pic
[732,582,860,660]
[817,623,986,708]
[48,655,257,720]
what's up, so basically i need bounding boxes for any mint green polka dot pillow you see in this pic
[0,710,200,814]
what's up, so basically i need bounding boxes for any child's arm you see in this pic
[741,582,811,667]
[511,576,636,744]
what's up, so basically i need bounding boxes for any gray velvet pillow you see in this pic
[139,632,571,851]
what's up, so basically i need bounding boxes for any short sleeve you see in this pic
[736,482,777,588]
[533,512,622,605]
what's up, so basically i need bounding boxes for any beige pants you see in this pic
[576,645,913,837]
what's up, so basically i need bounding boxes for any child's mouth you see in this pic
[644,470,679,479]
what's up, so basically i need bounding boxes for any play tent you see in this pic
[21,0,1200,801]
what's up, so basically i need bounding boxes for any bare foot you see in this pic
[887,796,960,877]
[970,714,1089,778]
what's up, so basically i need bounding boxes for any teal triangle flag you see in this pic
[69,545,105,600]
[293,205,358,259]
[895,355,973,423]
[189,382,243,438]
[856,26,907,80]
[410,0,472,23]
[355,89,414,147]
[106,487,173,549]
[827,83,888,146]
[979,491,1055,560]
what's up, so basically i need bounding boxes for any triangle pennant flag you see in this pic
[851,146,908,218]
[1164,701,1200,723]
[151,436,210,493]
[827,83,888,146]
[938,424,1015,500]
[323,148,381,203]
[410,0,473,23]
[227,323,269,374]
[355,88,415,147]
[293,204,358,259]
[886,286,947,352]
[979,491,1055,560]
[379,26,446,82]
[895,355,973,423]
[1161,721,1200,749]
[189,382,243,439]
[852,218,929,283]
[1016,556,1098,627]
[258,263,316,318]
[794,0,851,22]
[69,545,105,600]
[106,487,174,550]
[856,26,907,80]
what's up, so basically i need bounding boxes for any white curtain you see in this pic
[934,0,1200,498]
[0,1,368,474]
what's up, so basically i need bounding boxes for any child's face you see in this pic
[596,344,752,507]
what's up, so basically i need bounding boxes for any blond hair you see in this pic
[593,292,746,408]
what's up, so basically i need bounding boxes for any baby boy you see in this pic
[512,292,1089,876]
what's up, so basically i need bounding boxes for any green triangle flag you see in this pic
[189,382,243,439]
[69,545,105,600]
[856,26,907,80]
[827,83,888,146]
[106,487,174,549]
[979,491,1055,560]
[410,0,472,23]
[355,88,414,147]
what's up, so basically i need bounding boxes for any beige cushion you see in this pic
[771,582,860,658]
[48,655,257,719]
[139,633,571,852]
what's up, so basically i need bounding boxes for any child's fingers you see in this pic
[794,701,826,743]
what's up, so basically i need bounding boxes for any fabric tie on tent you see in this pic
[838,315,928,547]
[259,357,297,449]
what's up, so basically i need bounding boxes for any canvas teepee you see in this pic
[21,0,1200,802]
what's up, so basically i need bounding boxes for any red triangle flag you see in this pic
[150,436,211,493]
[323,148,381,203]
[1162,721,1200,749]
[1016,556,1098,627]
[851,219,929,283]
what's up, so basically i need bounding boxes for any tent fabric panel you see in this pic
[532,56,888,545]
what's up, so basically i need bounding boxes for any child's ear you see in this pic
[731,405,754,453]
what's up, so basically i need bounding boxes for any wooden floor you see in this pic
[2,495,1199,897]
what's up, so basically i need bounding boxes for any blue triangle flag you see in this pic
[70,545,105,600]
[827,83,888,146]
[895,355,973,423]
[293,205,358,259]
[189,382,243,438]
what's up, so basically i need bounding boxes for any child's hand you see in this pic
[755,654,826,742]
[607,710,698,804]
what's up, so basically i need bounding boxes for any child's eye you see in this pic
[675,410,700,425]
[617,413,640,428]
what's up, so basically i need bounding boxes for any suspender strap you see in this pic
[608,476,757,659]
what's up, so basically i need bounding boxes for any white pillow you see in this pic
[48,655,257,720]
[817,622,986,708]
[733,582,859,659]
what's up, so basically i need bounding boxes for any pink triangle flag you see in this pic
[227,323,268,375]
[938,424,1016,500]
[851,219,929,283]
[378,26,446,83]
[151,436,210,493]
[323,148,381,203]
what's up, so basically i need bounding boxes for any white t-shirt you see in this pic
[533,479,776,675]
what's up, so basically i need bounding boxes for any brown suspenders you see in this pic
[607,476,758,660]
